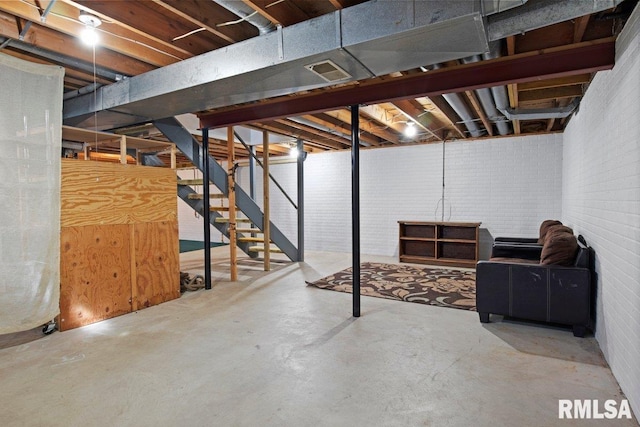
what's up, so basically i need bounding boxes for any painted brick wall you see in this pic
[256,134,563,259]
[562,4,640,416]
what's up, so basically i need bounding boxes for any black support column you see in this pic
[297,138,305,262]
[202,127,212,290]
[351,105,360,317]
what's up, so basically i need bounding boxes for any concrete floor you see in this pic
[0,247,636,426]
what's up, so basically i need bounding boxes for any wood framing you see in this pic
[227,126,238,281]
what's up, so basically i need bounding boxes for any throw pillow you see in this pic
[538,220,563,244]
[540,230,578,266]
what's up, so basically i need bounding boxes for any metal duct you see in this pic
[431,63,483,138]
[288,117,349,139]
[482,40,512,126]
[483,40,581,122]
[0,36,123,81]
[487,0,625,41]
[212,0,276,35]
[64,0,489,130]
[63,83,103,100]
[461,54,510,135]
[502,99,580,120]
[442,93,483,137]
[482,0,528,16]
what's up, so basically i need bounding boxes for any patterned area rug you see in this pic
[307,262,476,311]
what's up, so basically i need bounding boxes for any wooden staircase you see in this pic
[176,178,286,257]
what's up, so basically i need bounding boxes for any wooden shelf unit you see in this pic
[398,221,481,268]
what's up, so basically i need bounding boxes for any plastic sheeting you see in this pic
[0,53,63,334]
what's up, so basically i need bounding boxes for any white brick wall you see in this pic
[562,3,640,416]
[254,134,563,259]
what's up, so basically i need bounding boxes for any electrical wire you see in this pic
[172,27,206,41]
[17,0,183,61]
[217,10,258,27]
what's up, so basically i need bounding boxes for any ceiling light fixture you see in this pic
[404,122,417,138]
[79,12,101,47]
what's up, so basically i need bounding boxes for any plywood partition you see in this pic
[61,160,177,227]
[133,221,180,310]
[59,160,179,330]
[59,224,132,330]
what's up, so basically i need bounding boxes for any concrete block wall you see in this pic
[255,134,563,258]
[562,3,640,416]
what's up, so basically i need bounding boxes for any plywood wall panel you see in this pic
[132,221,180,310]
[61,160,177,227]
[59,224,132,331]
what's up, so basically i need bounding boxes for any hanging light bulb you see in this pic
[79,12,101,47]
[404,122,417,138]
[80,26,99,46]
[289,146,299,158]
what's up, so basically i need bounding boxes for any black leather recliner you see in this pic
[476,239,591,337]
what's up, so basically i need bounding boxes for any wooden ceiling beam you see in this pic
[304,113,382,146]
[153,0,257,44]
[275,119,351,149]
[0,11,155,76]
[573,15,590,43]
[518,85,583,102]
[0,0,181,67]
[2,48,112,85]
[260,120,348,150]
[248,123,336,151]
[324,109,398,144]
[58,0,192,58]
[328,0,362,9]
[506,35,520,134]
[359,104,405,134]
[242,0,310,26]
[463,90,493,137]
[392,99,445,140]
[70,0,225,55]
[518,74,591,91]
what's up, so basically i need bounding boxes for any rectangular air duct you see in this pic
[64,1,489,130]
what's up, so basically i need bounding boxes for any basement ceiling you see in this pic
[0,0,637,160]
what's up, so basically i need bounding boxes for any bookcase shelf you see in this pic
[398,221,481,268]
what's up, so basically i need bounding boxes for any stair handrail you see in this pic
[233,131,298,210]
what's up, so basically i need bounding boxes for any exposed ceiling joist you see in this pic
[392,99,444,141]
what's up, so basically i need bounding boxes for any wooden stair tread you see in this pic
[210,206,230,211]
[187,193,226,199]
[177,179,206,185]
[214,217,253,223]
[248,246,283,253]
[238,237,270,243]
[236,228,262,233]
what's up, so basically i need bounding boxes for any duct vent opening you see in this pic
[305,60,351,83]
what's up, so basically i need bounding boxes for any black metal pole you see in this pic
[202,127,212,290]
[296,138,304,262]
[249,146,256,236]
[351,105,360,317]
[249,146,256,201]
